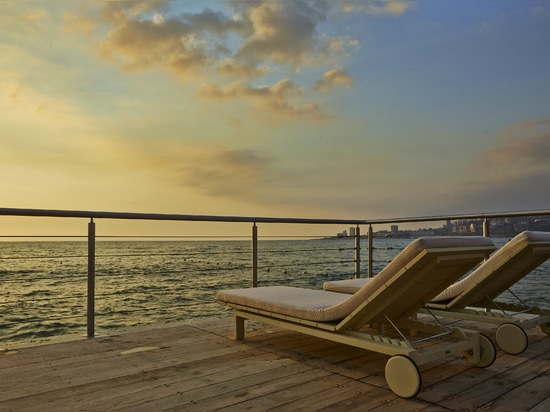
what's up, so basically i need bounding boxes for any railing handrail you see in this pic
[0,207,365,225]
[1,207,550,226]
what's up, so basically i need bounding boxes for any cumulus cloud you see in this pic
[314,68,353,92]
[340,0,415,15]
[95,6,245,75]
[200,79,327,119]
[235,1,327,67]
[216,58,270,78]
[63,0,374,120]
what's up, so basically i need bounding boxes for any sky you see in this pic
[1,0,550,237]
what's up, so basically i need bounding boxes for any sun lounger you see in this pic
[218,236,496,398]
[323,231,550,355]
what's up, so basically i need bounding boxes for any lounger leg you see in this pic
[410,313,417,337]
[235,314,245,340]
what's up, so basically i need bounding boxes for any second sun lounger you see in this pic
[323,231,550,355]
[218,236,496,398]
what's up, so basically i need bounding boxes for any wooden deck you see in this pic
[1,317,550,411]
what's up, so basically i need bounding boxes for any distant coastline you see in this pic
[325,215,550,239]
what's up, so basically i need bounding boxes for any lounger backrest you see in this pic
[432,231,550,309]
[335,236,496,330]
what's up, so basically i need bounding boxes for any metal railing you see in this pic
[1,207,550,339]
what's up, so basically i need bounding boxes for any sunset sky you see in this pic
[1,0,550,236]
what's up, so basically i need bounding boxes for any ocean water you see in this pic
[1,237,548,343]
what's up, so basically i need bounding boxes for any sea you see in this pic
[1,237,549,343]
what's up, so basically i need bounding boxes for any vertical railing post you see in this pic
[354,225,361,278]
[368,225,373,278]
[87,218,96,338]
[252,223,258,288]
[483,218,490,237]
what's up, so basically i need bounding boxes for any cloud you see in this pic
[63,12,95,36]
[64,0,366,120]
[425,119,550,214]
[340,0,415,15]
[314,68,353,92]
[0,6,49,25]
[217,58,271,78]
[95,7,242,75]
[179,148,276,199]
[478,119,550,179]
[2,73,80,128]
[1,71,154,176]
[442,173,550,215]
[200,79,328,120]
[235,1,328,67]
[73,1,331,75]
[316,118,550,218]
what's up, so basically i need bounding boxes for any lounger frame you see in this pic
[219,241,497,397]
[229,305,484,366]
[323,231,550,354]
[424,236,550,354]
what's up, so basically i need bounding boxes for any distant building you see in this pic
[391,225,399,236]
[349,227,356,237]
[337,230,348,238]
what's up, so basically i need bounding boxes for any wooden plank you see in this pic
[530,386,550,412]
[265,379,382,412]
[0,348,284,411]
[481,372,550,411]
[435,340,550,410]
[0,317,548,411]
[0,323,206,368]
[0,332,244,398]
[167,366,340,411]
[109,360,328,411]
[0,323,257,402]
[62,357,304,411]
[314,385,428,412]
[416,337,549,404]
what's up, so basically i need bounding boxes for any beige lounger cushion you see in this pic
[217,286,351,322]
[323,278,372,294]
[431,230,550,303]
[324,231,550,303]
[218,236,494,322]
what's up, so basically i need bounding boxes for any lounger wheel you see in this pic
[496,323,528,355]
[539,323,550,336]
[385,355,422,398]
[464,333,496,368]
